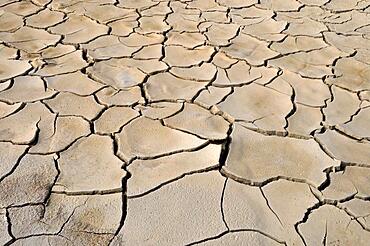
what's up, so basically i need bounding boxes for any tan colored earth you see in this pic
[1,0,370,245]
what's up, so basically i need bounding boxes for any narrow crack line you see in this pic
[186,228,287,245]
[228,229,288,245]
[0,102,25,120]
[161,118,222,141]
[0,145,30,183]
[185,231,228,246]
[332,126,365,141]
[5,209,16,242]
[263,67,283,87]
[107,114,141,136]
[313,135,338,161]
[8,200,87,244]
[324,192,358,206]
[108,135,131,245]
[322,220,328,246]
[238,122,312,140]
[0,78,14,94]
[214,86,234,106]
[63,229,114,236]
[294,201,325,246]
[220,168,322,188]
[89,104,108,134]
[190,70,219,102]
[125,140,213,166]
[28,132,92,156]
[138,76,150,105]
[260,187,284,227]
[156,102,185,120]
[283,83,297,132]
[52,188,123,196]
[220,178,230,231]
[128,165,219,199]
[339,205,370,233]
[43,155,61,204]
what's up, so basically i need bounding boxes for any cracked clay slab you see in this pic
[54,135,126,193]
[223,124,339,186]
[1,1,370,245]
[116,116,206,161]
[112,171,226,245]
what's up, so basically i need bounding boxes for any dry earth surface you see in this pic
[1,0,370,245]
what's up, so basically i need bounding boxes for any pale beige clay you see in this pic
[0,1,369,245]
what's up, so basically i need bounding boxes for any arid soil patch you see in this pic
[1,0,370,245]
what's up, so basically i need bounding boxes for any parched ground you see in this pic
[1,0,370,245]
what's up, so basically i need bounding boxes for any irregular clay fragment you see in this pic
[95,107,139,134]
[0,102,52,144]
[41,44,75,59]
[35,51,87,76]
[327,58,370,91]
[50,14,108,44]
[0,101,22,118]
[87,59,146,89]
[87,58,167,89]
[145,72,207,101]
[0,76,56,103]
[54,135,125,193]
[45,71,103,96]
[116,117,206,161]
[276,70,331,107]
[9,193,122,243]
[137,102,183,120]
[45,92,104,120]
[84,5,135,23]
[82,36,139,60]
[0,154,57,207]
[341,199,370,230]
[0,209,11,245]
[0,27,60,53]
[112,171,226,245]
[127,144,222,197]
[0,60,31,81]
[242,18,287,42]
[163,46,215,67]
[218,83,292,131]
[287,104,322,137]
[170,63,217,82]
[315,129,370,164]
[30,116,90,154]
[223,124,338,186]
[26,8,64,28]
[298,205,370,245]
[166,32,205,48]
[223,179,285,241]
[323,86,360,126]
[339,107,370,139]
[0,11,23,32]
[0,142,27,178]
[95,87,143,106]
[164,103,229,140]
[263,180,318,245]
[195,86,232,108]
[222,34,279,66]
[269,47,343,79]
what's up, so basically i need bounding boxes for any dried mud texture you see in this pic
[1,0,370,245]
